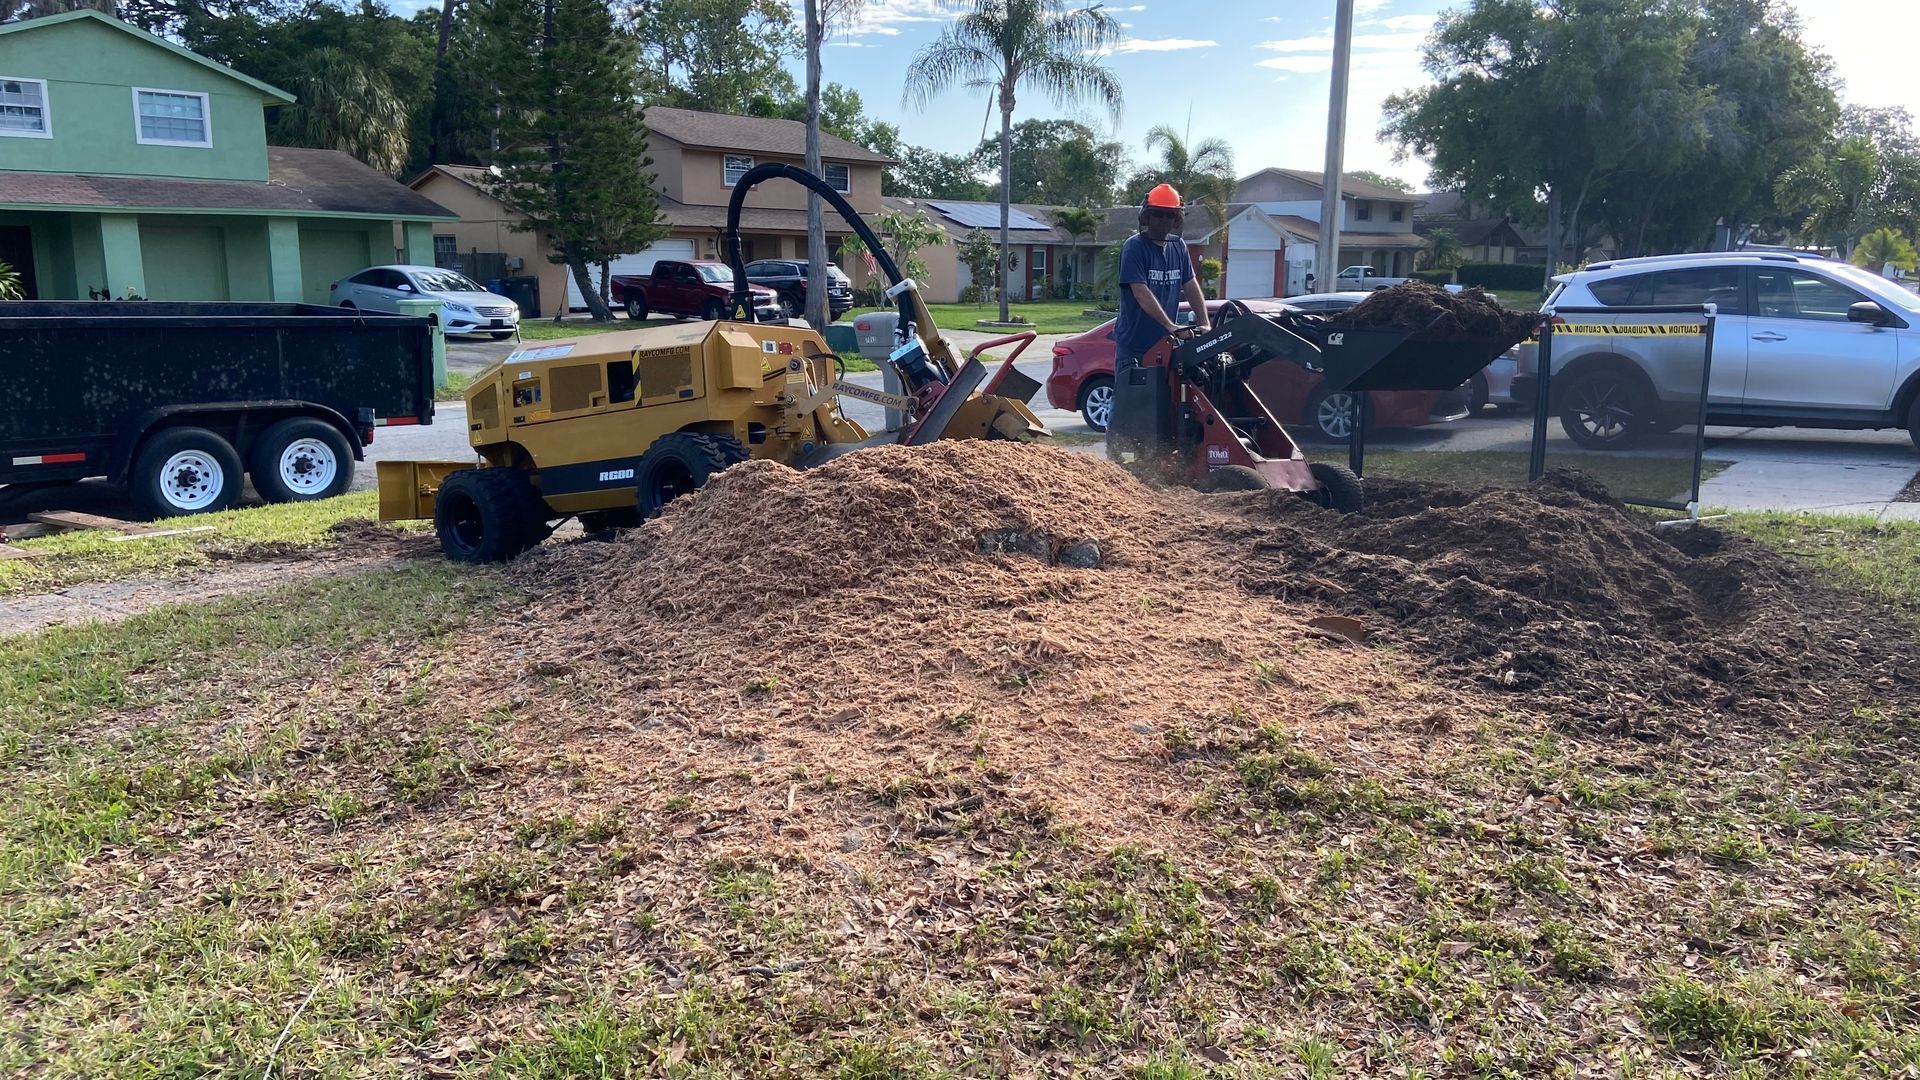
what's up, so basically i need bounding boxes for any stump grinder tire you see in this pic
[1196,465,1270,493]
[1304,461,1365,513]
[133,426,244,518]
[249,417,354,504]
[636,433,749,518]
[435,467,550,563]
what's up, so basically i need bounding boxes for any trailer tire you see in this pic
[434,467,549,563]
[636,433,747,518]
[249,417,354,504]
[1304,461,1365,513]
[133,427,244,517]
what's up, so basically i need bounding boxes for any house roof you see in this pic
[0,9,294,104]
[1238,167,1420,203]
[0,147,455,218]
[657,193,819,233]
[1415,217,1524,247]
[889,197,1094,245]
[643,107,895,165]
[1412,191,1469,220]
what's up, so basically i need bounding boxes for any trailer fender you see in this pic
[113,401,364,484]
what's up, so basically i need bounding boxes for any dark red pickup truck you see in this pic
[610,259,782,322]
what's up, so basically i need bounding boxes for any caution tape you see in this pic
[1554,323,1706,337]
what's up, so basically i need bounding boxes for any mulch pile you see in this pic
[500,442,1920,779]
[1324,280,1542,344]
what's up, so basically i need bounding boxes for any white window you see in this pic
[0,76,49,139]
[723,154,753,186]
[824,163,850,193]
[133,88,211,147]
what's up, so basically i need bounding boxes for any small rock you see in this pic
[840,829,865,853]
[1056,540,1103,568]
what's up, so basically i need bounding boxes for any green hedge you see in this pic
[1456,262,1545,291]
[1410,269,1454,285]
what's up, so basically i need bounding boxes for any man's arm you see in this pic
[1183,276,1210,332]
[1128,281,1181,334]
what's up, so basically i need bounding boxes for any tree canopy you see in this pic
[966,120,1123,207]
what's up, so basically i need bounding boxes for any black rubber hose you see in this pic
[724,163,907,327]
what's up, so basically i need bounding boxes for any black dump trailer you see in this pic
[1,302,435,517]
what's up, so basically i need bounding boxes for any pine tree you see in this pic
[474,0,662,321]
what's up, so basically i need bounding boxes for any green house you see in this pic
[0,9,453,303]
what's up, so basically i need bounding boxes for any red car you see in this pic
[1045,300,1468,441]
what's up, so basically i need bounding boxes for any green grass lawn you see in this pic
[0,490,418,597]
[513,317,670,341]
[1725,513,1920,620]
[1359,448,1730,502]
[920,300,1108,336]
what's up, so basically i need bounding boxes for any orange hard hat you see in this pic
[1144,183,1183,210]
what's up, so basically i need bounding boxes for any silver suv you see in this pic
[1512,252,1920,449]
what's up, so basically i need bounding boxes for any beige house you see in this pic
[1412,192,1527,265]
[1233,168,1426,278]
[410,107,893,315]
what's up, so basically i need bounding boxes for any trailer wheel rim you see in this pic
[158,451,224,511]
[1084,383,1114,429]
[1316,392,1357,440]
[278,437,339,494]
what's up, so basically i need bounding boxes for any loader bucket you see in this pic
[1312,327,1525,394]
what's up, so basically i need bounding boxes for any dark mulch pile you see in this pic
[1325,280,1543,345]
[1227,470,1920,735]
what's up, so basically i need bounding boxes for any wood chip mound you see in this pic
[489,442,1920,842]
[1324,280,1542,343]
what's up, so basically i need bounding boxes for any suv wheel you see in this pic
[1906,396,1920,453]
[1558,368,1651,450]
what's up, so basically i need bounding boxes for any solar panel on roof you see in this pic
[927,200,1050,231]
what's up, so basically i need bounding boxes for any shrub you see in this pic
[958,284,984,305]
[1411,269,1455,285]
[1456,262,1546,291]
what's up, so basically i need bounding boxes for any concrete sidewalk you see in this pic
[1696,430,1920,519]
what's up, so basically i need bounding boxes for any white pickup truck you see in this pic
[1335,265,1410,290]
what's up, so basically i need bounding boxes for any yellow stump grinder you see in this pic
[378,163,1048,562]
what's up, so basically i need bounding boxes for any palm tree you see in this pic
[803,0,865,329]
[1050,205,1098,297]
[273,47,411,175]
[1852,227,1918,274]
[905,1,1123,322]
[1419,227,1465,274]
[1137,125,1234,290]
[1776,137,1880,260]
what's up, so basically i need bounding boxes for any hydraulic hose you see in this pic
[723,163,908,329]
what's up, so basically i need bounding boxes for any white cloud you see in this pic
[1362,13,1437,32]
[1258,54,1332,74]
[1355,0,1390,12]
[1109,3,1148,9]
[1260,30,1427,53]
[1102,37,1217,54]
[840,0,949,38]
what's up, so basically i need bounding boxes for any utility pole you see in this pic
[1316,0,1354,294]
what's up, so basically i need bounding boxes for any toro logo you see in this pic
[598,468,636,483]
[1207,445,1230,464]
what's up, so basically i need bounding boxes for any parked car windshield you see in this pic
[413,270,483,292]
[697,265,734,283]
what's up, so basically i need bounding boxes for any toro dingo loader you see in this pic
[378,164,1047,562]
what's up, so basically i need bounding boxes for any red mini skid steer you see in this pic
[1109,298,1528,510]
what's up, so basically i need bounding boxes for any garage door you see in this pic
[566,239,697,310]
[1225,252,1274,300]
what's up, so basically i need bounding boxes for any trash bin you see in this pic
[850,310,909,431]
[823,323,858,356]
[393,297,447,388]
[494,276,541,318]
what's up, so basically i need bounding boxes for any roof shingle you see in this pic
[0,147,455,218]
[644,107,895,165]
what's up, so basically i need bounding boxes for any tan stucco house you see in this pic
[410,107,893,315]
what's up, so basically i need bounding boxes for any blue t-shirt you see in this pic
[1114,232,1193,355]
